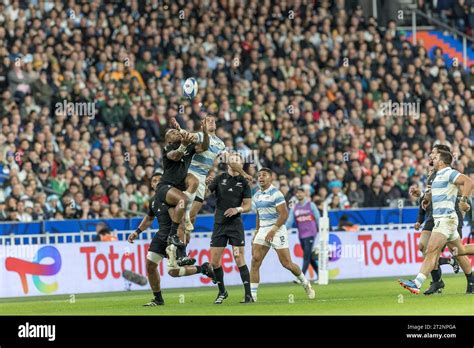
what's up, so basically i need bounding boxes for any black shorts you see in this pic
[423,219,434,232]
[155,183,174,206]
[148,233,168,258]
[211,223,245,248]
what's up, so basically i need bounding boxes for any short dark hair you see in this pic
[151,171,162,179]
[434,144,451,153]
[438,150,453,165]
[258,167,273,175]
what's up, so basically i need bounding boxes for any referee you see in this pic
[206,153,253,304]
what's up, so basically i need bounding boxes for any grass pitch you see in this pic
[0,275,472,315]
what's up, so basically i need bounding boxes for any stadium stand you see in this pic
[0,0,473,225]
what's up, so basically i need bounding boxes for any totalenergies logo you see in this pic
[5,246,62,294]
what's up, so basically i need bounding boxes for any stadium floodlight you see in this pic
[318,202,330,285]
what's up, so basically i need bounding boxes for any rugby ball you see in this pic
[183,77,198,99]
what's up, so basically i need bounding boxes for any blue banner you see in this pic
[0,207,421,236]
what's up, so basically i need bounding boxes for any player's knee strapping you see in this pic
[147,251,163,265]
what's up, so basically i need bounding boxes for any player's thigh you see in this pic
[210,247,225,267]
[251,243,270,265]
[185,172,200,191]
[275,247,293,267]
[418,230,431,252]
[165,187,187,207]
[427,231,449,254]
[446,238,465,256]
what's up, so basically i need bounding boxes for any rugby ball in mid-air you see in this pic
[183,77,198,99]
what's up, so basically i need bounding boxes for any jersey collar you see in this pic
[437,167,451,175]
[260,184,274,193]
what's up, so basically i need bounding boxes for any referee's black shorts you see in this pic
[211,222,245,248]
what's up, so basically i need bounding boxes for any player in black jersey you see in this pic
[206,153,253,304]
[155,123,209,264]
[127,172,216,306]
[409,144,473,294]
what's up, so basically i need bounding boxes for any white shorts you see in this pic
[253,225,289,249]
[432,214,459,242]
[188,171,206,201]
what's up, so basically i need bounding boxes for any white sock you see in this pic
[183,191,195,221]
[297,273,309,286]
[250,283,259,299]
[413,273,427,288]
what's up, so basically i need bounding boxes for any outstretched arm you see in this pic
[195,119,209,153]
[128,214,154,243]
[166,132,194,161]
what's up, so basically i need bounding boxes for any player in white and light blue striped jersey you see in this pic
[250,167,315,302]
[171,114,251,236]
[399,150,474,295]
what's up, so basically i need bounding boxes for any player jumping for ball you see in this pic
[399,151,473,295]
[250,168,315,301]
[154,122,209,266]
[170,114,252,239]
[128,172,216,306]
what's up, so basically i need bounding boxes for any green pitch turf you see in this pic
[0,275,472,315]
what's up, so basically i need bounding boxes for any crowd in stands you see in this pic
[0,0,473,222]
[418,0,474,35]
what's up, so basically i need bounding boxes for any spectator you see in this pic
[325,181,349,209]
[0,0,471,222]
[93,222,118,242]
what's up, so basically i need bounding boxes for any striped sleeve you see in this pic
[273,190,286,207]
[195,132,204,143]
[448,169,461,184]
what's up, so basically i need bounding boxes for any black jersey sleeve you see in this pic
[416,203,426,224]
[208,174,219,193]
[242,178,252,199]
[147,199,155,217]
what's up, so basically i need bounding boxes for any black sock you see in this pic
[153,291,163,301]
[195,265,202,273]
[465,273,473,283]
[214,267,226,293]
[438,257,450,265]
[170,222,179,236]
[238,265,251,297]
[177,245,186,259]
[431,268,442,282]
